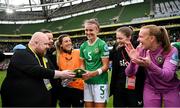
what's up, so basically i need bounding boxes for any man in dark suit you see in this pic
[0,32,75,107]
[40,29,61,107]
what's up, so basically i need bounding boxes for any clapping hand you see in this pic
[124,42,151,67]
[124,41,139,63]
[135,50,151,67]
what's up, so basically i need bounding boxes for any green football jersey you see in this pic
[172,42,180,50]
[171,42,180,80]
[80,38,109,84]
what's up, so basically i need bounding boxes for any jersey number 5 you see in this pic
[88,52,92,61]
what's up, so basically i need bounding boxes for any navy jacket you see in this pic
[109,42,145,100]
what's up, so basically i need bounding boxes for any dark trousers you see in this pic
[113,88,143,107]
[50,86,61,107]
[59,87,84,108]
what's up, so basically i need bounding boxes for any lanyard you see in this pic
[121,50,128,62]
[28,45,47,68]
[28,45,52,91]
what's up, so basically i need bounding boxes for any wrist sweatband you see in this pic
[97,68,103,75]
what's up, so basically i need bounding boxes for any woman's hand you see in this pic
[125,42,151,67]
[125,41,139,61]
[136,50,151,67]
[82,71,98,80]
[130,50,151,67]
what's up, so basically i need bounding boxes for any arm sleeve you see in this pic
[125,46,145,76]
[100,42,109,58]
[11,50,54,79]
[80,43,85,59]
[125,61,139,76]
[147,48,179,82]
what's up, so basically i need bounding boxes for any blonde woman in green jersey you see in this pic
[80,19,109,108]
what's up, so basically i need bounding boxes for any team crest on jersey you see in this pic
[156,55,163,64]
[94,48,99,53]
[170,52,179,65]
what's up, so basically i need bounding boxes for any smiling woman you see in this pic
[125,25,180,107]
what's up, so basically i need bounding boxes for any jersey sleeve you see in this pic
[100,41,109,58]
[147,47,179,82]
[80,42,85,59]
[172,42,180,50]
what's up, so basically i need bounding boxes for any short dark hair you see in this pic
[116,26,133,38]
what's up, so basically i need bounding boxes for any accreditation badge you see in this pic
[125,76,136,90]
[43,79,52,91]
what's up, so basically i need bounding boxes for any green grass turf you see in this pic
[176,70,180,79]
[0,70,113,107]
